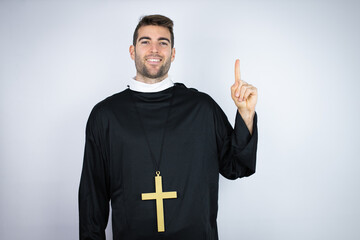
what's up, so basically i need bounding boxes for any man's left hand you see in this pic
[231,59,258,134]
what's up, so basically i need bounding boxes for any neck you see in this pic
[135,74,168,84]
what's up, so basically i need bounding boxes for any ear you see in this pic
[129,45,135,60]
[171,47,176,62]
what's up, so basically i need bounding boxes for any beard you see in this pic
[134,52,172,79]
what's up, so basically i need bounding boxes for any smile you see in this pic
[146,58,162,62]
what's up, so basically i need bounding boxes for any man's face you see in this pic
[130,25,175,82]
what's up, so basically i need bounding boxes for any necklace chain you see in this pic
[129,87,176,172]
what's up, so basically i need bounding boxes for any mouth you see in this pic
[146,57,162,65]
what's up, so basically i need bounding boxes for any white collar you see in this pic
[128,76,174,93]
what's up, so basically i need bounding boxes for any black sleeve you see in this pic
[78,108,110,240]
[214,103,258,180]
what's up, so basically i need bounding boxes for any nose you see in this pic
[150,42,159,53]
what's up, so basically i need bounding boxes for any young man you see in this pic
[79,14,258,240]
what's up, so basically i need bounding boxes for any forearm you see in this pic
[218,110,258,179]
[79,134,110,240]
[238,109,255,135]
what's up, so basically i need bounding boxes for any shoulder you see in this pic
[88,88,130,122]
[174,83,227,118]
[94,88,130,110]
[174,82,215,105]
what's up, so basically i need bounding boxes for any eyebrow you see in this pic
[138,36,171,43]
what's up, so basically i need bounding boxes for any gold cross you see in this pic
[141,171,177,232]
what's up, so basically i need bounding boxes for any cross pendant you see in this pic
[141,171,177,232]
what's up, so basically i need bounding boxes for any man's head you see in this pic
[129,15,176,83]
[133,15,174,49]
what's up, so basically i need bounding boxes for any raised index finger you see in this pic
[235,59,241,83]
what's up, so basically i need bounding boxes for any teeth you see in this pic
[147,59,160,62]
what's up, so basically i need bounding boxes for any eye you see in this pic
[140,40,150,45]
[160,42,168,46]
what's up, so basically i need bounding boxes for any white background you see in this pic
[1,0,359,239]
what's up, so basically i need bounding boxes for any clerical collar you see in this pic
[128,77,174,93]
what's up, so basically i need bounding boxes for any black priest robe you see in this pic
[79,83,258,240]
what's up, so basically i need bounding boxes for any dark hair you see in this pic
[133,14,174,48]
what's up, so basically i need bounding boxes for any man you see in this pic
[79,14,258,240]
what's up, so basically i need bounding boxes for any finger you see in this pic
[231,81,239,99]
[231,80,239,90]
[239,85,247,101]
[235,59,241,83]
[231,81,238,94]
[245,86,257,100]
[236,79,248,98]
[243,88,252,101]
[235,81,242,98]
